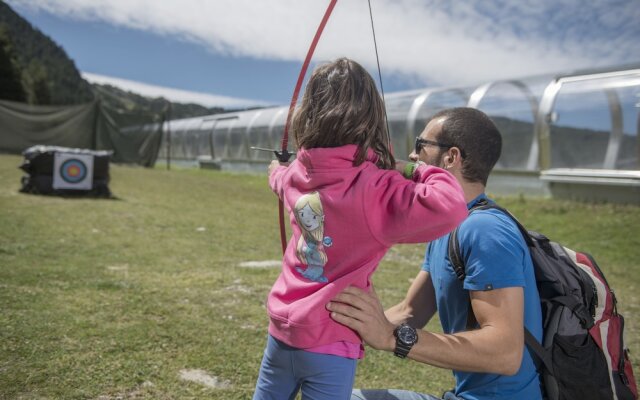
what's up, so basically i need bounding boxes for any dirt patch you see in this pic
[179,369,231,389]
[238,260,281,268]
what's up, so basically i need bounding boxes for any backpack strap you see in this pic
[447,198,489,282]
[549,295,595,329]
[448,199,534,282]
[448,226,466,281]
[525,327,553,374]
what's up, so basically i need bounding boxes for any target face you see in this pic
[60,159,87,183]
[53,152,94,190]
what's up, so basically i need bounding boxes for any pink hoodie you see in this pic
[267,144,466,350]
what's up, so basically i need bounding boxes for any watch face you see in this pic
[398,325,417,344]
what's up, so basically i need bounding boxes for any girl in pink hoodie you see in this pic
[253,58,467,400]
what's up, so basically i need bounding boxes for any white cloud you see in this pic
[12,0,640,87]
[82,72,268,108]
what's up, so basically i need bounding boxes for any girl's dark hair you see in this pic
[292,58,394,169]
[431,107,502,186]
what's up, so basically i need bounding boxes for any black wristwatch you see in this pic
[393,323,418,358]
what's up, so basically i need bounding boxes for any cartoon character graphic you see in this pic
[294,192,331,283]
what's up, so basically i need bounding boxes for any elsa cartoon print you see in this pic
[294,191,331,283]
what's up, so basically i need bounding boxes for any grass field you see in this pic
[1,154,639,399]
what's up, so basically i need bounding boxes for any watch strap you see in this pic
[394,341,413,358]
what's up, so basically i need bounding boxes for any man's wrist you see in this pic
[387,327,397,352]
[393,323,419,358]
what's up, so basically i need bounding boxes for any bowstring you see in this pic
[367,0,391,151]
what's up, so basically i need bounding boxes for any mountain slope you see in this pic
[0,2,230,119]
[0,1,93,105]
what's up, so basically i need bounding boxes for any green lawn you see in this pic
[1,154,638,399]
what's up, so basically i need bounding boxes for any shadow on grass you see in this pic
[17,189,123,200]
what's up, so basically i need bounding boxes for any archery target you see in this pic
[53,152,94,190]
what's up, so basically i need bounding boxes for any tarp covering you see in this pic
[95,103,163,167]
[0,99,162,167]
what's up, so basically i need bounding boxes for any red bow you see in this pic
[276,0,338,254]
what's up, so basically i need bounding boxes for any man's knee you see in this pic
[350,388,441,400]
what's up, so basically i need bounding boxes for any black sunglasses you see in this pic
[414,137,453,154]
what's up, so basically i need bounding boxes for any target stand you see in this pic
[19,146,114,198]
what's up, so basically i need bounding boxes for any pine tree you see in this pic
[0,25,26,102]
[23,60,51,105]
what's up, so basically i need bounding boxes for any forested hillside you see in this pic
[91,83,226,120]
[0,2,93,105]
[0,2,228,119]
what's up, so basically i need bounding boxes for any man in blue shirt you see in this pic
[328,107,543,399]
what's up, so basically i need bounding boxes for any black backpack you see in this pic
[448,200,637,400]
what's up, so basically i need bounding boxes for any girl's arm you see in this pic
[268,160,289,198]
[365,164,467,245]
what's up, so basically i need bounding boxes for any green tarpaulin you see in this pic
[0,99,163,167]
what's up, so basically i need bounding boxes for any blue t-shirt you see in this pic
[423,193,543,400]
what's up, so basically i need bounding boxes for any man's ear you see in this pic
[443,148,461,170]
[449,148,463,165]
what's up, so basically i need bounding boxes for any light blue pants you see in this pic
[253,335,357,400]
[351,389,462,400]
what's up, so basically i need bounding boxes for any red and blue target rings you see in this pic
[59,158,87,183]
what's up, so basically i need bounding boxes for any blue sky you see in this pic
[7,0,640,109]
